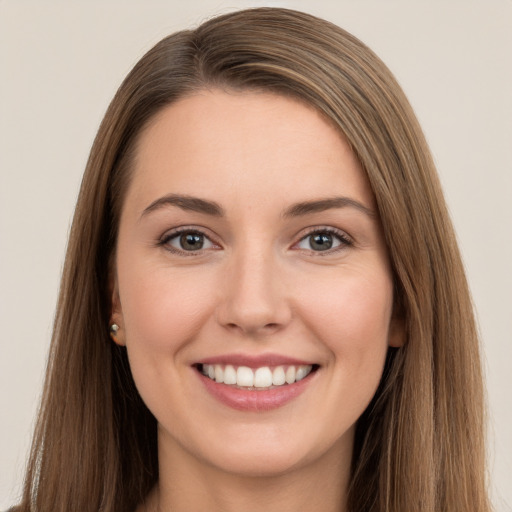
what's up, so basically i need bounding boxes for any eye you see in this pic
[295,229,351,252]
[162,230,216,253]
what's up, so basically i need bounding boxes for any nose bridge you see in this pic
[217,238,290,335]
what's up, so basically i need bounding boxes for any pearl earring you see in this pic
[109,323,119,340]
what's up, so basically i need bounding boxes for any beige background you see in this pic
[1,0,511,509]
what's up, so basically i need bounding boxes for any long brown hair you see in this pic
[16,8,490,512]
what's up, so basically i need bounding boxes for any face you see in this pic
[112,90,402,477]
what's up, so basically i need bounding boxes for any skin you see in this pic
[111,89,403,512]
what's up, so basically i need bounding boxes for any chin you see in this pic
[185,423,352,479]
[205,447,311,478]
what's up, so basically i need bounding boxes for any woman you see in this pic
[11,7,491,512]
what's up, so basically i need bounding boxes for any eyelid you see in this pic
[158,226,222,254]
[156,224,352,256]
[291,226,353,254]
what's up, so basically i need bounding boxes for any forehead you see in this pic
[126,89,374,215]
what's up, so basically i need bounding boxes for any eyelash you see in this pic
[295,227,353,255]
[157,226,353,256]
[157,227,219,256]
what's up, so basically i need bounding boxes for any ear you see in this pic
[388,295,406,348]
[109,272,126,347]
[388,314,405,348]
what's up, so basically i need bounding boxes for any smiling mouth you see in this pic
[195,363,319,390]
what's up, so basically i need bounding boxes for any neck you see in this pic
[140,428,353,512]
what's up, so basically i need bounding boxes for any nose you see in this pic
[215,246,292,337]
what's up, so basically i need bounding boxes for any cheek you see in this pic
[116,259,221,420]
[296,266,393,369]
[284,265,394,444]
[117,258,217,362]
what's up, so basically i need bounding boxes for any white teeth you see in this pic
[272,366,286,386]
[223,364,237,385]
[285,366,296,384]
[201,363,314,388]
[214,365,224,383]
[254,367,273,388]
[236,366,254,387]
[296,365,312,381]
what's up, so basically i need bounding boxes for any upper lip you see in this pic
[195,353,317,368]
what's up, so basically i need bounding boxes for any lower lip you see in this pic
[197,370,316,412]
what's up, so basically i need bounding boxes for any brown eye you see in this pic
[295,229,351,253]
[179,233,205,250]
[164,230,215,252]
[309,233,334,251]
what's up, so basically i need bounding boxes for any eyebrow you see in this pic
[140,194,375,220]
[282,197,376,219]
[141,194,225,218]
